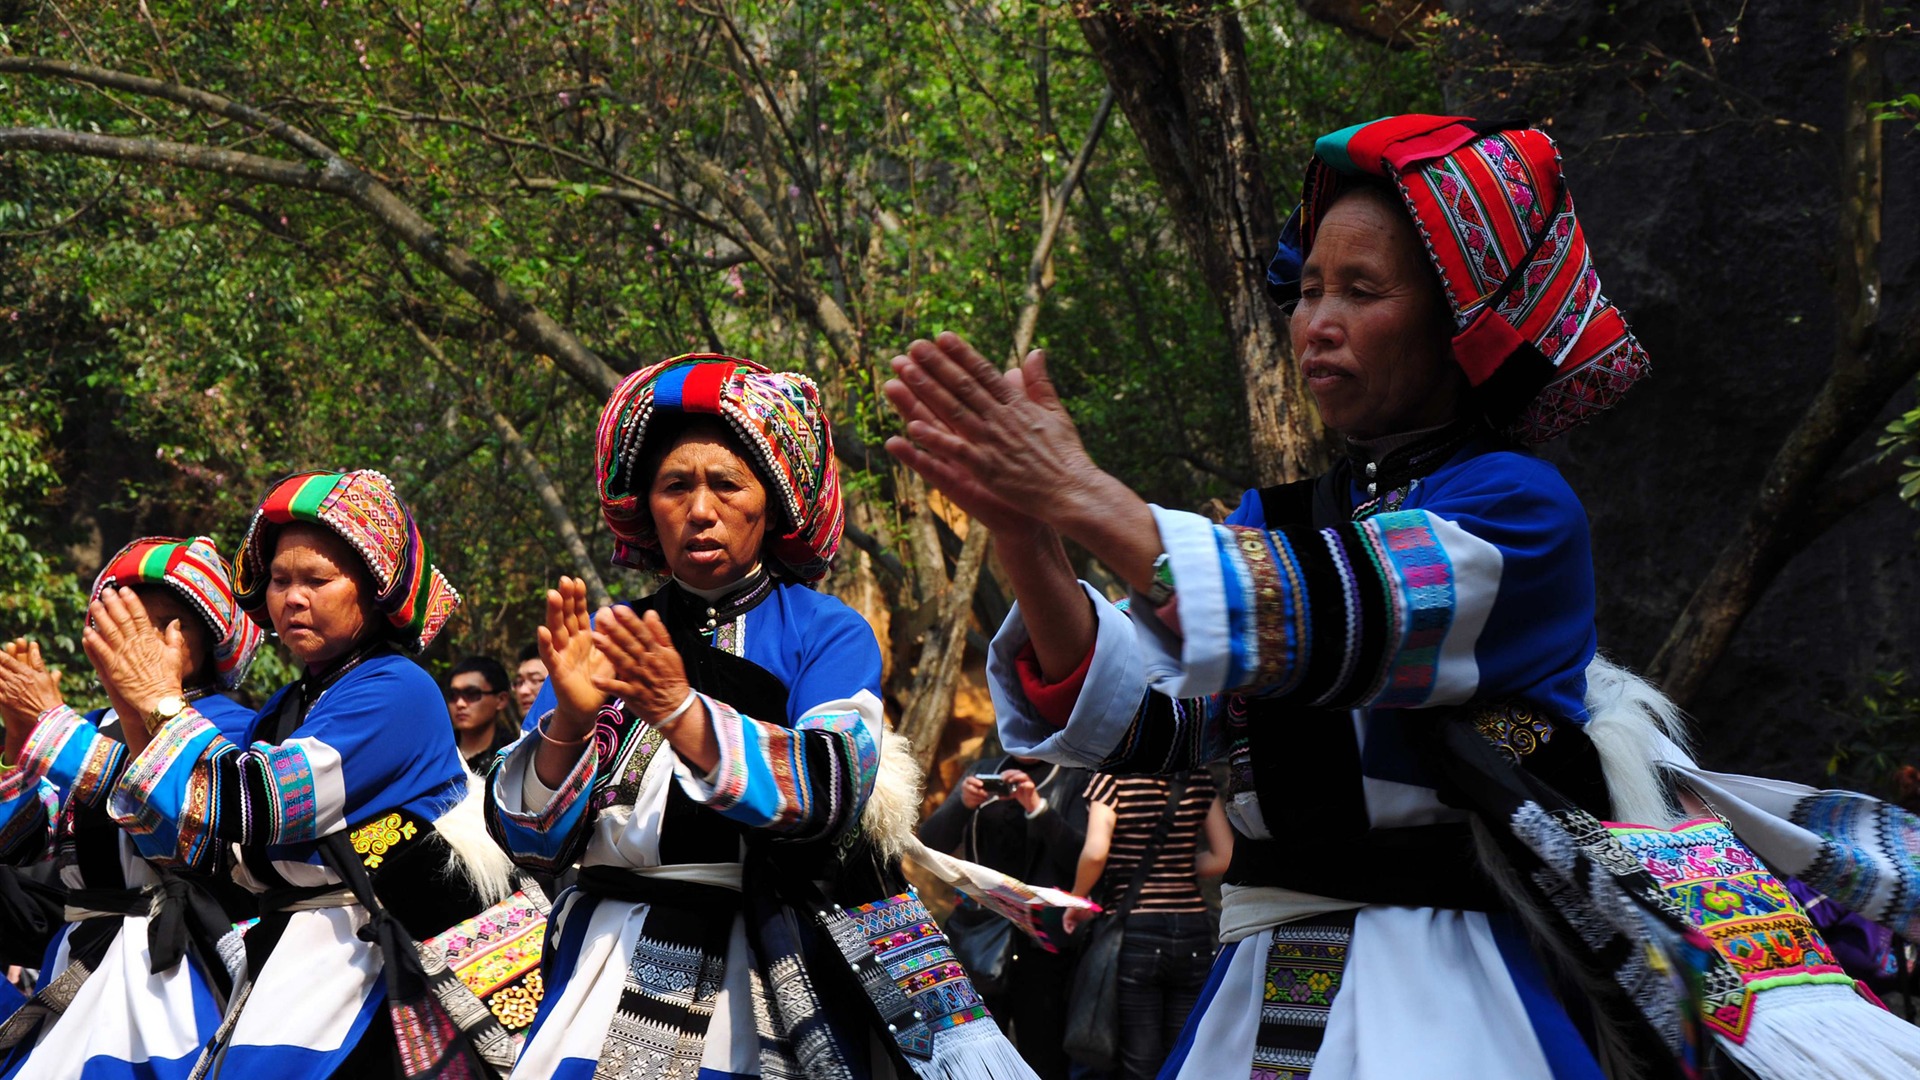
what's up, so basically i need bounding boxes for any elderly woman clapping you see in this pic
[493,354,1036,1080]
[51,472,534,1079]
[0,537,263,1079]
[885,117,1674,1079]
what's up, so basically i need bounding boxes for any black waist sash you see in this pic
[574,864,743,913]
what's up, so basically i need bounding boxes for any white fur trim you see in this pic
[859,729,924,861]
[1583,654,1694,828]
[431,768,516,906]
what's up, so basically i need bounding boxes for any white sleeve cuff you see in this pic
[986,581,1150,767]
[1135,504,1234,698]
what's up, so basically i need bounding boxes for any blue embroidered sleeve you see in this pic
[0,776,57,864]
[1141,455,1593,712]
[485,725,599,875]
[108,655,467,869]
[0,706,128,862]
[680,600,885,840]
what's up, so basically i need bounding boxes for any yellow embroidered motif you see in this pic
[488,972,543,1030]
[1473,706,1554,762]
[349,812,418,869]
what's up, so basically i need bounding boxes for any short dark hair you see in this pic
[449,655,509,694]
[517,642,540,664]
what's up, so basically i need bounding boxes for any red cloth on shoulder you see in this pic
[1014,637,1094,729]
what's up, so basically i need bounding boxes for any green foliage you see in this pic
[1829,670,1920,796]
[1877,395,1920,507]
[0,1,1438,687]
[1872,91,1920,131]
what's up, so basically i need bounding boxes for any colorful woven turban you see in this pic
[595,353,843,582]
[1267,114,1650,444]
[90,536,264,691]
[233,470,462,653]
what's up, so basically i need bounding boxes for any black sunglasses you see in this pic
[446,686,502,703]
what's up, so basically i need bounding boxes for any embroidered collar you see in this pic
[1346,418,1483,505]
[300,638,388,702]
[666,567,775,632]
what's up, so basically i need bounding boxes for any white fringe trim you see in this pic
[909,1008,1039,1079]
[1717,981,1920,1080]
[429,768,516,905]
[1584,654,1694,828]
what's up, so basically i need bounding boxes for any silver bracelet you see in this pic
[537,715,589,748]
[650,689,700,730]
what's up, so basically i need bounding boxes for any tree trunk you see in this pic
[1644,0,1901,705]
[1075,8,1328,484]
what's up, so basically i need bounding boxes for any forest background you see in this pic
[2,0,1918,799]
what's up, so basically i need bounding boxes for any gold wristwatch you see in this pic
[145,694,187,734]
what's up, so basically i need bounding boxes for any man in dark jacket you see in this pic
[921,753,1091,1080]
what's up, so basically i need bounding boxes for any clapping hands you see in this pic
[0,638,63,765]
[532,576,715,784]
[536,577,693,733]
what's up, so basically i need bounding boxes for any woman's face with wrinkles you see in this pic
[1290,186,1463,440]
[266,524,380,666]
[648,428,769,592]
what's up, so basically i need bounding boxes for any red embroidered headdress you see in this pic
[90,536,265,690]
[594,354,842,582]
[232,470,461,652]
[1268,115,1650,443]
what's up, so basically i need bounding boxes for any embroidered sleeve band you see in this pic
[1144,505,1500,705]
[0,778,59,863]
[679,690,882,840]
[485,731,600,875]
[107,712,352,870]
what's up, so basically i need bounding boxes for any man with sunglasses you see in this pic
[445,655,516,772]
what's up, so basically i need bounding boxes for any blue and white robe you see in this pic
[496,580,1030,1080]
[989,440,1607,1080]
[0,696,254,1080]
[26,650,470,1079]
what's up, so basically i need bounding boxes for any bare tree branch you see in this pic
[896,524,991,765]
[403,319,614,608]
[1649,0,1904,703]
[0,60,624,401]
[842,520,910,586]
[1010,87,1116,361]
[0,127,337,188]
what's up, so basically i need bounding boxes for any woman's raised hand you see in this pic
[537,576,612,736]
[82,588,186,724]
[0,639,62,720]
[0,639,63,764]
[883,333,1102,532]
[590,606,692,725]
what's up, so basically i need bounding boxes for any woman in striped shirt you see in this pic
[1069,771,1232,1080]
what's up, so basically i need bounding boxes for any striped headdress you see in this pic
[90,536,264,691]
[595,353,842,582]
[1267,115,1650,444]
[233,470,462,653]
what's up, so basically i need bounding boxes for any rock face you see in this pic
[1436,0,1920,782]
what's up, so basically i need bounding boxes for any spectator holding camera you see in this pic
[922,753,1092,1080]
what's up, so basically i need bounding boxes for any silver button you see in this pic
[887,1023,897,1033]
[1365,462,1377,478]
[1366,482,1377,495]
[912,1010,923,1020]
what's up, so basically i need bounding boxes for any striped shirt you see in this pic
[1085,771,1215,914]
